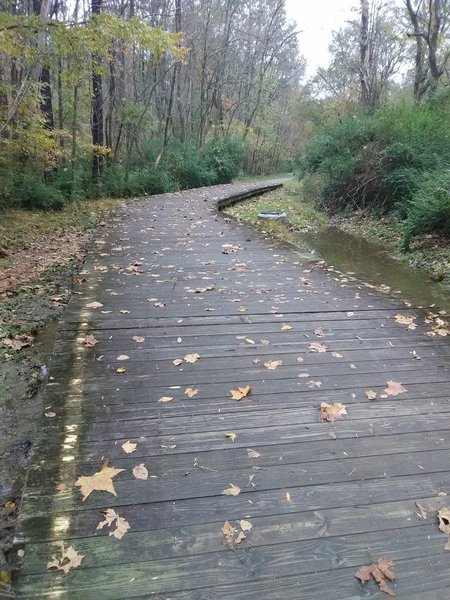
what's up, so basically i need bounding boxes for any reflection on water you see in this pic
[296,226,450,311]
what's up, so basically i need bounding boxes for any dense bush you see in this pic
[298,97,450,241]
[0,135,245,211]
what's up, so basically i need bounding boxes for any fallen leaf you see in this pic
[415,501,428,520]
[120,309,130,314]
[45,411,56,418]
[245,337,256,344]
[116,367,126,374]
[394,314,417,329]
[239,519,252,532]
[384,380,407,396]
[158,396,174,403]
[438,507,450,535]
[132,336,145,343]
[2,335,33,351]
[314,327,325,337]
[332,352,343,358]
[235,530,247,544]
[184,387,198,398]
[309,342,328,353]
[264,359,283,370]
[154,302,166,308]
[56,483,68,493]
[319,402,347,423]
[75,461,124,501]
[173,358,183,366]
[116,355,129,361]
[355,556,396,597]
[221,484,241,496]
[285,491,292,503]
[247,448,261,459]
[365,389,377,400]
[225,432,237,442]
[221,521,235,546]
[281,323,292,331]
[328,431,337,440]
[307,380,321,388]
[230,385,252,400]
[85,301,103,309]
[184,353,200,363]
[97,508,130,540]
[132,464,149,480]
[121,440,137,454]
[47,543,85,574]
[84,334,99,347]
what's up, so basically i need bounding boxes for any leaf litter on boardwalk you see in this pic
[75,461,124,501]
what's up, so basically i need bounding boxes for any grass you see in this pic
[226,180,327,242]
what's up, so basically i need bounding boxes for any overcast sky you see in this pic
[285,0,358,77]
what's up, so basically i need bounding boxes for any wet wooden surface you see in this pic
[15,180,450,599]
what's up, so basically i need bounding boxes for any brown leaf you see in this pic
[184,353,200,363]
[132,464,149,480]
[263,359,283,370]
[281,323,292,331]
[132,336,145,343]
[84,334,99,347]
[314,326,325,337]
[75,461,124,501]
[230,385,252,400]
[355,556,396,597]
[394,314,417,329]
[184,387,198,398]
[47,543,85,574]
[121,440,137,454]
[239,519,252,532]
[221,520,235,546]
[365,389,377,400]
[438,507,450,535]
[116,367,126,374]
[309,342,327,353]
[158,396,174,403]
[247,448,261,459]
[96,508,130,540]
[319,402,347,423]
[173,358,183,366]
[2,335,33,351]
[415,501,428,520]
[384,380,407,396]
[221,484,241,496]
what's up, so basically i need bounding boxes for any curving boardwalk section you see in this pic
[15,180,450,598]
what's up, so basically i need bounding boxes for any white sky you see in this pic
[285,0,358,77]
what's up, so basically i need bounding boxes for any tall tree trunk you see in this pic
[91,0,104,180]
[359,0,371,112]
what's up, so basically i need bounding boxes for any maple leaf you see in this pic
[230,385,252,400]
[132,336,145,343]
[225,432,237,442]
[221,484,241,496]
[184,387,198,398]
[384,380,407,396]
[132,464,148,480]
[247,448,261,459]
[97,509,130,540]
[121,440,137,454]
[116,355,129,361]
[264,359,283,370]
[319,402,347,423]
[184,353,200,363]
[365,389,377,400]
[75,461,124,501]
[158,396,173,403]
[84,334,99,347]
[309,342,327,353]
[47,543,85,574]
[355,556,396,597]
[85,301,103,309]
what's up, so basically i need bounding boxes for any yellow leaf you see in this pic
[121,440,137,454]
[263,359,283,370]
[230,385,252,400]
[184,387,198,398]
[239,519,252,532]
[75,461,124,501]
[116,367,126,373]
[221,484,241,496]
[184,353,200,363]
[225,432,237,442]
[281,323,292,331]
[173,358,183,366]
[285,491,292,503]
[365,389,377,400]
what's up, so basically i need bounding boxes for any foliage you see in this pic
[299,98,450,242]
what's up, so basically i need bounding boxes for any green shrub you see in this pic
[205,136,245,184]
[402,170,450,248]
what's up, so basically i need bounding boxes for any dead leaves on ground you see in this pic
[394,314,417,330]
[230,385,251,400]
[319,402,347,423]
[184,352,200,363]
[221,484,241,496]
[83,334,99,347]
[263,359,283,370]
[185,387,198,398]
[121,440,137,454]
[384,380,407,396]
[309,342,327,353]
[97,509,130,540]
[2,335,33,352]
[221,519,252,547]
[438,507,450,550]
[47,543,85,574]
[355,556,396,597]
[132,464,148,480]
[75,461,124,501]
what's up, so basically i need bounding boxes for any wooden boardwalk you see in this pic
[15,180,450,599]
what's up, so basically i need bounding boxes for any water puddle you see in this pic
[296,226,450,312]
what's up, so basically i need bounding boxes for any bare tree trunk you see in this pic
[91,0,104,180]
[359,0,371,112]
